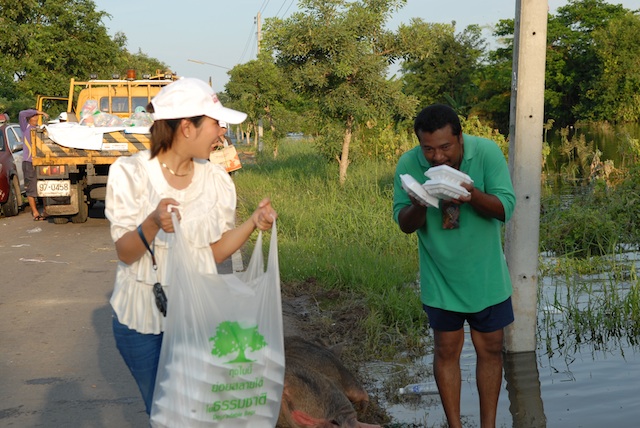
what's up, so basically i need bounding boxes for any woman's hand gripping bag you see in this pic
[150,216,285,427]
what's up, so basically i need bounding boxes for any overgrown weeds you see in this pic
[539,126,640,352]
[233,129,640,360]
[539,254,640,356]
[233,139,428,359]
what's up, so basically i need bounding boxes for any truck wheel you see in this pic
[3,176,20,217]
[70,184,89,224]
[52,216,69,224]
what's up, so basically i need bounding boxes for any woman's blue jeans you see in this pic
[112,312,163,415]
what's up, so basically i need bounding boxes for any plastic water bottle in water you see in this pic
[398,381,438,395]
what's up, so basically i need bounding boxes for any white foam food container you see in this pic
[423,178,470,200]
[425,165,473,186]
[400,174,439,208]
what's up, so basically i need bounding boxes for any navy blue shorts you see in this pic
[423,297,514,333]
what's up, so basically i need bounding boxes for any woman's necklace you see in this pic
[160,160,193,177]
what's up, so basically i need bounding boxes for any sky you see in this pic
[93,0,639,93]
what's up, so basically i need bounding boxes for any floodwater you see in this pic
[370,258,640,428]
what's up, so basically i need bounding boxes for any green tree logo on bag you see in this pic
[209,321,267,363]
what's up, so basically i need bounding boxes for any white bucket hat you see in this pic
[151,77,247,124]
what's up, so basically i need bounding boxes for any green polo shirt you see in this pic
[393,134,516,313]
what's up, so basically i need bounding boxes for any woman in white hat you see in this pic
[104,77,276,414]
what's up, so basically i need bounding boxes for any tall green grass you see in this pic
[539,254,640,356]
[232,136,640,359]
[233,139,428,356]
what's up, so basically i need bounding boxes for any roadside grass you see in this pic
[232,135,640,360]
[233,139,429,358]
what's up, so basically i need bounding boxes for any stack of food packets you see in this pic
[400,174,440,208]
[423,165,473,201]
[400,165,473,207]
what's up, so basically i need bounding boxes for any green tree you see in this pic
[471,19,514,134]
[545,0,628,124]
[264,0,417,183]
[209,321,267,364]
[0,0,168,117]
[588,12,640,122]
[0,0,121,97]
[478,0,634,129]
[401,22,486,116]
[226,52,292,157]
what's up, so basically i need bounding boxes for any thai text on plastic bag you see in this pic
[150,215,285,427]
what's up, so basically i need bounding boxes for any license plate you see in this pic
[38,180,71,197]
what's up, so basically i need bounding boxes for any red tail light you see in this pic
[38,165,67,177]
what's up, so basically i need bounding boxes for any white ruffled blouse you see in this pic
[105,151,236,334]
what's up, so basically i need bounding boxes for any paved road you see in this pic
[1,207,151,427]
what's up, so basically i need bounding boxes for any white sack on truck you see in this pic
[44,122,125,150]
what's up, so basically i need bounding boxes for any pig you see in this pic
[277,336,382,428]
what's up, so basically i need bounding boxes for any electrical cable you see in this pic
[274,0,288,17]
[238,22,257,64]
[259,0,270,14]
[282,0,296,17]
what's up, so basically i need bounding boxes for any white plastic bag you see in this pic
[150,216,285,427]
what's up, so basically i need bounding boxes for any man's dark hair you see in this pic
[414,104,462,137]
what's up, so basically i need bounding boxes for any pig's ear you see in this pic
[291,410,325,427]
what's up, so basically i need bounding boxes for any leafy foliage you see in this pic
[226,52,294,157]
[471,19,514,134]
[262,0,417,182]
[540,157,640,258]
[588,12,640,122]
[460,115,508,158]
[540,193,620,258]
[544,0,632,125]
[0,0,168,118]
[471,1,639,130]
[401,23,486,116]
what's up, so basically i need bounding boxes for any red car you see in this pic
[0,123,23,217]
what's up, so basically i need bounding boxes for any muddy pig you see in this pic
[277,336,381,428]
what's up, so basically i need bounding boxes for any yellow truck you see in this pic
[31,71,176,223]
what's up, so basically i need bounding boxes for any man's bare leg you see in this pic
[28,196,39,218]
[433,329,464,428]
[470,328,505,428]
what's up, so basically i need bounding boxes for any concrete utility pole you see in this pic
[256,12,262,54]
[504,0,548,353]
[256,12,264,151]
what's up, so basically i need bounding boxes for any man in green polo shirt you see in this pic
[393,104,516,428]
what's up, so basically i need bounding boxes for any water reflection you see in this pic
[545,122,640,168]
[503,352,546,428]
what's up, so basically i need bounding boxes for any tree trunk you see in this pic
[264,105,278,158]
[338,115,354,185]
[242,124,251,145]
[253,123,259,148]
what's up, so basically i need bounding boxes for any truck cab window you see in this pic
[100,97,150,114]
